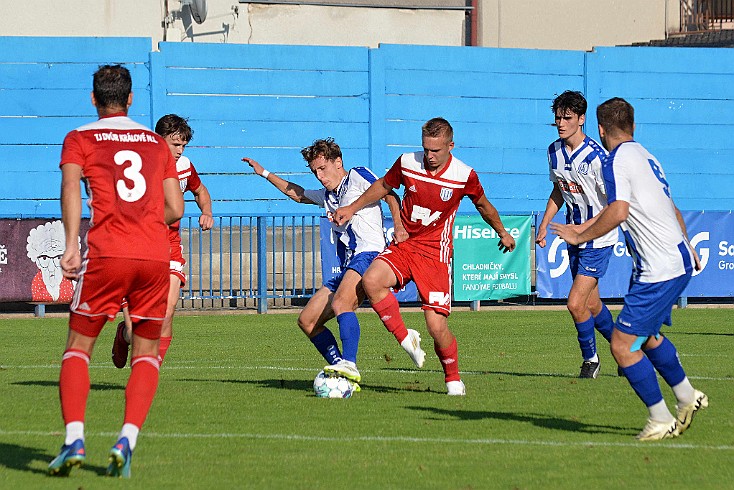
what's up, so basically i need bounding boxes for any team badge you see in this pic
[440,188,453,201]
[577,161,590,175]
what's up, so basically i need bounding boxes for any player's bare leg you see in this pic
[157,275,181,362]
[299,286,342,365]
[363,260,425,368]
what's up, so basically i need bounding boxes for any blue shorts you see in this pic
[568,245,613,279]
[615,272,691,337]
[324,251,379,292]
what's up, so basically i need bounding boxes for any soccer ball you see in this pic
[313,370,356,398]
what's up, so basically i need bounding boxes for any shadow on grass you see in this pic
[177,377,430,394]
[0,441,108,476]
[672,331,734,337]
[11,380,124,391]
[406,406,636,435]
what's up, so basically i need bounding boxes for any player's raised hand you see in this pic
[333,206,355,226]
[550,222,582,246]
[499,234,516,253]
[60,248,81,280]
[242,157,266,177]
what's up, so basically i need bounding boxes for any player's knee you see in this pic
[297,313,315,335]
[566,298,586,318]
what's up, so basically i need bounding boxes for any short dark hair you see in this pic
[596,97,635,137]
[155,114,194,142]
[301,138,342,164]
[552,90,587,117]
[92,65,132,110]
[422,118,453,141]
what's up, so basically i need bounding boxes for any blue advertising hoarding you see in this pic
[535,211,734,299]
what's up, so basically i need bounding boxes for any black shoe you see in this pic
[579,360,600,379]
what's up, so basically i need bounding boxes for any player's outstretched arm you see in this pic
[60,163,83,280]
[242,157,316,204]
[382,190,408,243]
[334,178,392,226]
[192,183,214,230]
[474,195,515,253]
[552,200,627,246]
[536,184,563,248]
[164,177,185,225]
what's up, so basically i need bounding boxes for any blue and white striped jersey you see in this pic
[548,136,618,249]
[603,141,695,283]
[304,167,387,267]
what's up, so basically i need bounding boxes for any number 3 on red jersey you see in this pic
[115,150,147,202]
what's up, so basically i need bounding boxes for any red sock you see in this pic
[124,356,160,428]
[372,294,408,343]
[158,336,172,362]
[435,337,460,382]
[59,350,91,424]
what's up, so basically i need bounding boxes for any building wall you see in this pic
[2,0,681,50]
[479,0,681,51]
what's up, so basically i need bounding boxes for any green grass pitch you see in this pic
[1,308,732,489]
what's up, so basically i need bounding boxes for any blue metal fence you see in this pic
[179,214,322,313]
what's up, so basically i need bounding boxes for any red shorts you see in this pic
[169,232,187,286]
[70,257,169,339]
[376,242,452,316]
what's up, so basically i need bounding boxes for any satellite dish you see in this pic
[187,0,208,24]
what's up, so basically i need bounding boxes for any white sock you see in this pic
[65,421,84,445]
[120,423,140,451]
[648,399,674,423]
[585,354,599,363]
[672,377,696,407]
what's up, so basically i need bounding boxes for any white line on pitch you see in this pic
[2,428,732,451]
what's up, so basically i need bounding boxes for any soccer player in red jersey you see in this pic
[48,65,184,478]
[112,115,214,368]
[334,118,515,395]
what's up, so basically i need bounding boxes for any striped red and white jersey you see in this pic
[168,155,203,237]
[384,152,484,263]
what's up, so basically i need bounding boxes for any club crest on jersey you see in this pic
[179,179,188,193]
[577,161,590,175]
[440,188,453,201]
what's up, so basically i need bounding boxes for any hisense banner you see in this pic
[452,215,532,301]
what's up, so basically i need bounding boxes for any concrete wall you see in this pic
[479,0,681,51]
[2,0,680,50]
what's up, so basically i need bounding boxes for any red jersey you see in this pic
[384,152,484,262]
[60,114,177,263]
[168,155,203,243]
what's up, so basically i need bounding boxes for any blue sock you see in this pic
[593,304,614,342]
[644,337,686,387]
[621,356,664,407]
[337,312,360,363]
[575,317,597,360]
[310,328,342,365]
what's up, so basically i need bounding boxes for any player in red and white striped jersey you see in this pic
[334,118,515,395]
[112,115,214,368]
